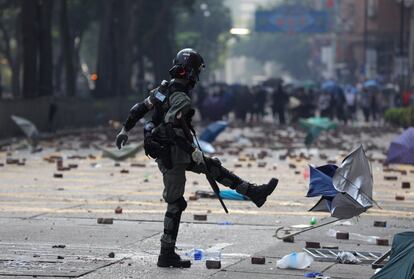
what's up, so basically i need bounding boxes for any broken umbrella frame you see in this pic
[275,145,381,240]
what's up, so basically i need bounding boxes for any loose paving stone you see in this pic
[283,236,294,243]
[376,239,389,246]
[395,195,405,201]
[251,256,266,264]
[336,232,349,240]
[114,207,123,214]
[206,260,221,269]
[97,218,114,224]
[305,241,321,248]
[384,176,397,181]
[194,214,207,221]
[373,221,387,227]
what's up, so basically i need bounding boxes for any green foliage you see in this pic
[384,107,414,127]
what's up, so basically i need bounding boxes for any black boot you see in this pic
[245,178,278,208]
[157,246,191,268]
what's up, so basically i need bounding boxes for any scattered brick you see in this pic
[52,245,66,248]
[97,218,114,224]
[234,164,242,168]
[6,158,18,164]
[395,195,405,201]
[108,252,115,258]
[206,260,221,269]
[336,232,349,240]
[57,256,64,259]
[402,182,411,189]
[384,176,397,181]
[305,241,321,249]
[376,239,389,246]
[188,195,198,201]
[115,206,123,214]
[131,163,145,167]
[251,256,266,264]
[258,162,267,168]
[68,164,78,169]
[373,221,387,228]
[283,236,294,243]
[120,169,129,174]
[288,164,296,169]
[53,173,63,178]
[194,214,207,221]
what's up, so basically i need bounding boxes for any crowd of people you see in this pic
[192,79,410,125]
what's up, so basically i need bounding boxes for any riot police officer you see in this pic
[116,48,278,268]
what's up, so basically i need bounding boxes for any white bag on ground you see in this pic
[276,252,314,269]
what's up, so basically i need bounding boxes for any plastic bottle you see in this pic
[276,252,313,269]
[310,216,317,225]
[185,249,222,261]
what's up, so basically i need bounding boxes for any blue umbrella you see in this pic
[386,128,414,165]
[199,121,228,143]
[307,164,338,198]
[321,80,336,92]
[276,146,376,240]
[364,79,379,89]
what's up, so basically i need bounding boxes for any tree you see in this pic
[21,0,38,98]
[59,0,75,97]
[0,0,21,97]
[95,0,133,98]
[175,0,232,79]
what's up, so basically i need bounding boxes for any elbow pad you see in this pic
[123,100,151,131]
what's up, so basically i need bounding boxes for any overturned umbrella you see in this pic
[276,145,377,239]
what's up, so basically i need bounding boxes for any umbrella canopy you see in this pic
[10,115,39,140]
[363,79,379,89]
[386,128,414,165]
[307,145,373,219]
[199,121,228,143]
[307,165,338,198]
[299,117,337,146]
[372,231,414,279]
[321,80,336,92]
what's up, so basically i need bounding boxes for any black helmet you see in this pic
[169,48,205,83]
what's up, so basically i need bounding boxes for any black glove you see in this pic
[116,128,128,149]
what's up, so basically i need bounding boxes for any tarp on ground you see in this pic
[97,143,143,161]
[307,145,373,219]
[199,121,228,143]
[385,128,414,165]
[371,231,414,279]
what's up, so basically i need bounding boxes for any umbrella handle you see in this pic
[274,218,343,240]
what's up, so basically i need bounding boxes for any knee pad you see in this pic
[175,196,187,212]
[168,196,187,214]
